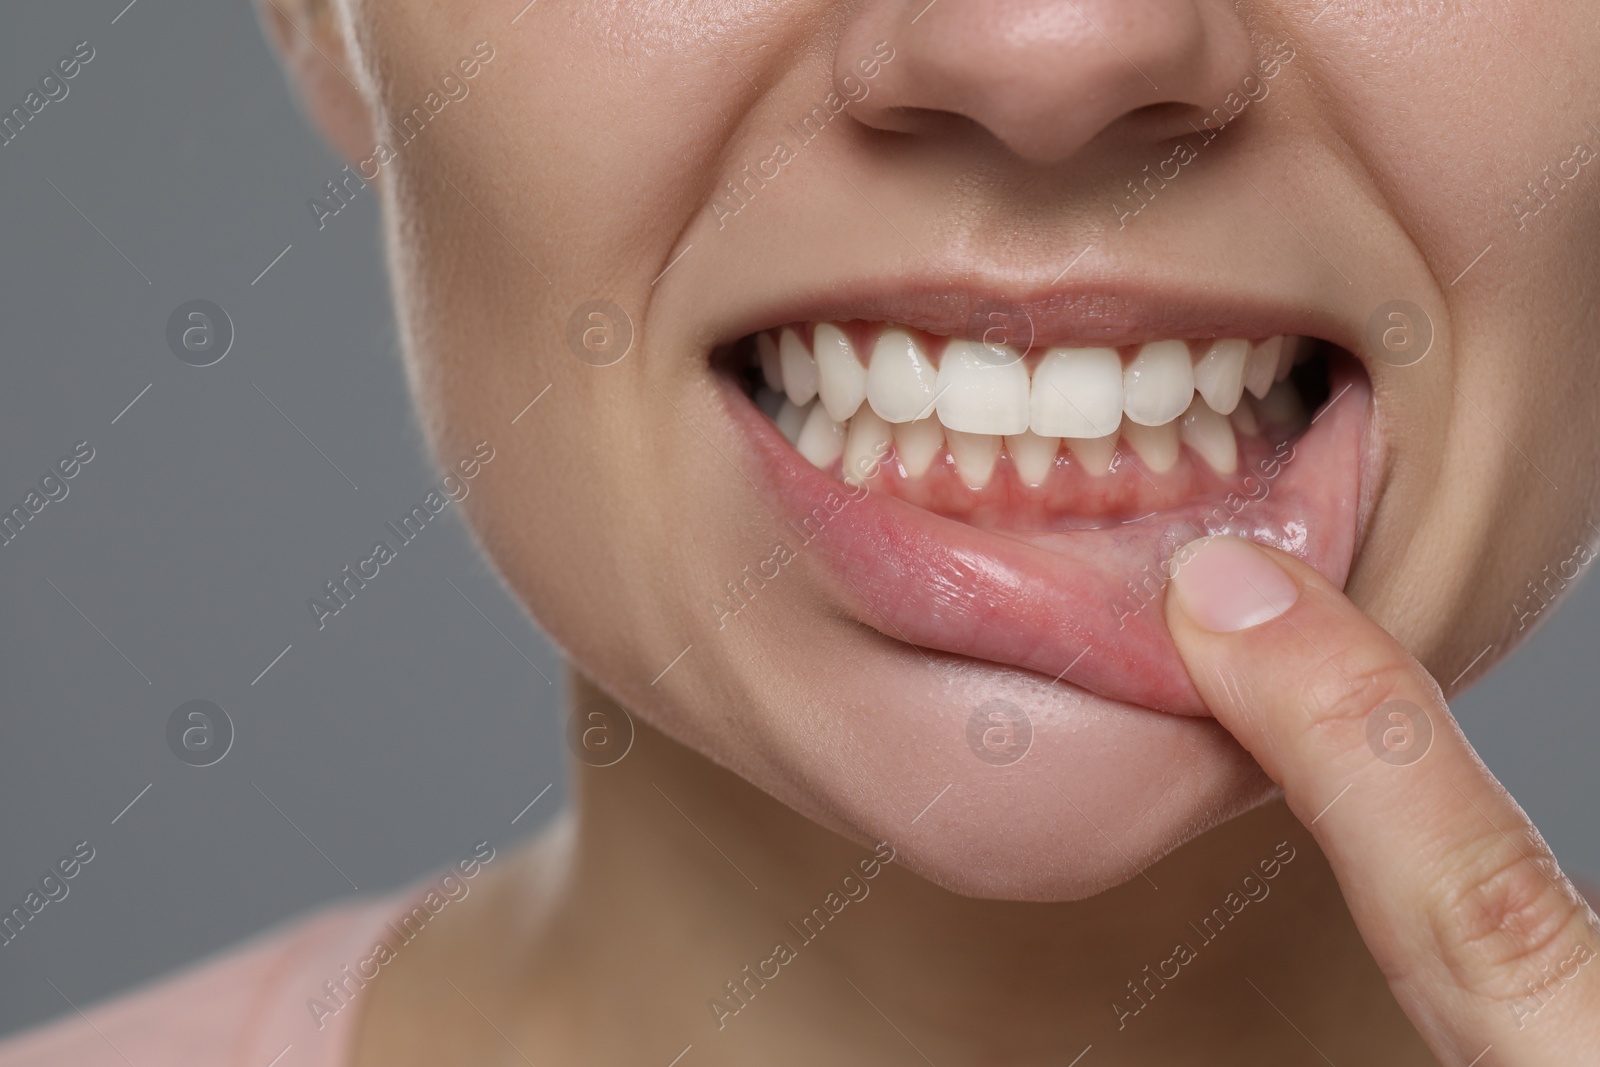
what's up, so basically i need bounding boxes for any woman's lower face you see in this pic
[322,0,1600,899]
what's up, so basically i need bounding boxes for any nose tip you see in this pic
[839,0,1256,165]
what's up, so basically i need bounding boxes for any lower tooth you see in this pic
[945,430,1000,488]
[1229,401,1260,438]
[1179,399,1238,475]
[1121,420,1180,473]
[1004,431,1059,487]
[1065,433,1118,476]
[796,403,845,469]
[776,399,809,443]
[844,407,893,486]
[892,417,944,478]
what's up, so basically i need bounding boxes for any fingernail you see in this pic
[1170,536,1300,633]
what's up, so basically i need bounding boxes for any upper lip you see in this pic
[707,277,1360,356]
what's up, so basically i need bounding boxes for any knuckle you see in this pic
[1426,834,1595,1003]
[1291,647,1423,754]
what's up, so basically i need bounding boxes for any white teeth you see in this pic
[1121,419,1180,473]
[1179,398,1238,475]
[1192,338,1248,415]
[756,387,785,420]
[1229,400,1260,438]
[866,329,938,424]
[1065,432,1119,477]
[1123,340,1195,426]
[892,417,944,478]
[779,327,818,406]
[757,333,783,392]
[935,340,1030,436]
[1031,347,1123,439]
[775,398,809,444]
[1005,431,1059,487]
[813,323,867,423]
[762,325,1298,489]
[1256,380,1307,428]
[945,429,1000,488]
[843,406,893,486]
[795,402,845,469]
[1243,337,1282,399]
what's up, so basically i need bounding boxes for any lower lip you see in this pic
[723,364,1369,716]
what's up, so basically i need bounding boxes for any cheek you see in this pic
[1284,13,1600,676]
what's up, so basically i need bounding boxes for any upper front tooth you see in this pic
[1192,339,1248,415]
[757,333,782,392]
[780,327,818,406]
[935,340,1030,436]
[1030,347,1123,438]
[795,402,845,469]
[1122,340,1194,426]
[866,329,938,424]
[813,323,867,422]
[1243,337,1282,399]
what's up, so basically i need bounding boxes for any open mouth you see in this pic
[717,315,1369,716]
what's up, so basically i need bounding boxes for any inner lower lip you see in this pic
[718,334,1369,717]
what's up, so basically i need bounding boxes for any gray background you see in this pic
[1,0,1595,1041]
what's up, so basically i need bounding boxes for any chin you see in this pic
[741,649,1284,902]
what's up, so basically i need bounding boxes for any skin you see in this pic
[259,0,1600,1062]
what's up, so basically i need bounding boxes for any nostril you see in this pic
[851,104,998,145]
[835,0,1256,167]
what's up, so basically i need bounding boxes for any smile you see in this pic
[720,304,1370,716]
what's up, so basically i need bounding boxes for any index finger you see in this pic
[1164,535,1600,1065]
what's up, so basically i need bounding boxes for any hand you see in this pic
[1163,536,1600,1065]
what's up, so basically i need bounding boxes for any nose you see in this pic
[838,0,1256,165]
